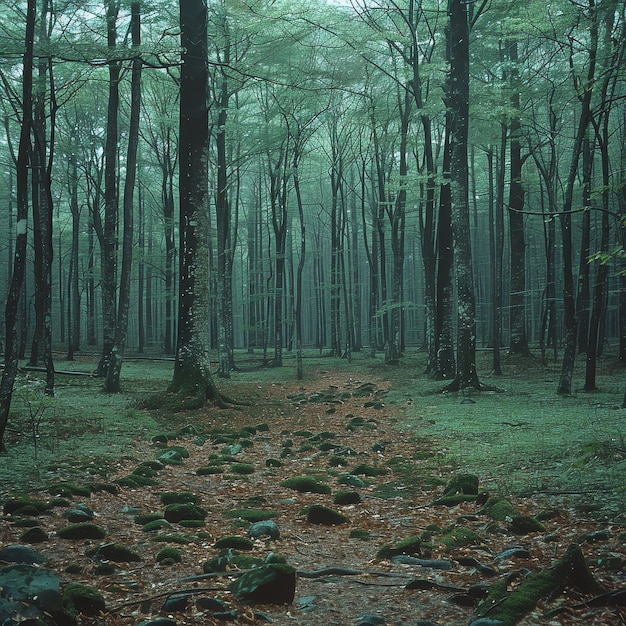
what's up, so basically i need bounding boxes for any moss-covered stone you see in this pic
[163,503,207,523]
[442,473,479,496]
[63,582,106,616]
[156,547,182,564]
[214,535,254,551]
[349,529,371,540]
[333,490,361,505]
[19,526,48,543]
[160,491,197,505]
[196,466,224,475]
[439,526,481,551]
[229,463,255,475]
[351,464,388,477]
[57,523,107,540]
[306,505,350,526]
[229,563,296,604]
[509,515,546,535]
[280,476,331,494]
[134,513,164,525]
[478,496,517,520]
[48,482,92,498]
[377,535,422,559]
[149,534,190,544]
[88,543,142,562]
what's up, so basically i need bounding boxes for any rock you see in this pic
[156,547,182,564]
[19,526,48,544]
[306,505,350,526]
[0,565,75,625]
[391,556,453,570]
[62,582,106,616]
[160,491,197,505]
[279,476,331,494]
[377,535,422,559]
[86,543,142,562]
[334,490,361,505]
[214,535,254,550]
[248,521,280,540]
[495,547,531,560]
[509,515,545,535]
[63,504,95,523]
[229,563,296,604]
[143,519,173,532]
[0,545,46,564]
[196,597,227,610]
[57,523,107,540]
[163,503,207,523]
[468,620,504,626]
[338,474,367,488]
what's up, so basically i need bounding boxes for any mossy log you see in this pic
[471,543,604,625]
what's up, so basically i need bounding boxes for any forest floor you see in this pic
[0,350,625,626]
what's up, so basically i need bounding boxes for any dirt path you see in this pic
[3,369,623,625]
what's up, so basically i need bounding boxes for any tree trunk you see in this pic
[0,0,36,453]
[170,0,225,407]
[106,1,141,393]
[96,0,121,378]
[445,0,479,391]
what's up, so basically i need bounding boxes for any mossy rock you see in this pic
[89,482,119,495]
[116,474,157,487]
[351,464,388,477]
[248,520,280,540]
[229,554,265,569]
[163,503,207,523]
[432,494,478,506]
[333,490,361,505]
[143,519,172,532]
[230,463,255,475]
[65,563,82,575]
[224,509,278,523]
[4,498,48,516]
[203,556,229,573]
[134,513,164,526]
[156,547,182,564]
[509,515,546,535]
[349,529,371,540]
[442,473,479,496]
[86,543,142,562]
[19,526,48,543]
[179,519,205,528]
[11,518,41,528]
[63,582,106,616]
[440,526,482,551]
[196,466,224,475]
[478,497,517,521]
[328,455,349,467]
[160,491,198,505]
[377,535,422,559]
[48,482,92,498]
[156,449,184,465]
[214,535,254,551]
[280,476,331,494]
[132,465,159,478]
[57,523,107,540]
[338,474,367,488]
[229,563,296,604]
[306,505,350,526]
[265,458,283,468]
[137,460,166,471]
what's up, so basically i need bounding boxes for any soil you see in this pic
[1,364,624,626]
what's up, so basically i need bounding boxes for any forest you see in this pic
[0,2,625,624]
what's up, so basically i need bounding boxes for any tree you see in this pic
[0,0,36,452]
[169,0,227,406]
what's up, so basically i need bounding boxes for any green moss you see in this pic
[230,463,255,475]
[351,463,388,477]
[349,529,371,540]
[280,476,331,494]
[160,491,198,505]
[377,535,422,559]
[134,513,164,525]
[196,466,224,475]
[63,582,106,617]
[333,490,361,505]
[149,533,190,544]
[142,519,172,532]
[439,526,481,551]
[163,503,207,523]
[156,547,182,564]
[57,523,107,540]
[214,535,254,551]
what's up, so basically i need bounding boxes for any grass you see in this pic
[1,348,624,515]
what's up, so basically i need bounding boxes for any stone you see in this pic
[279,476,331,494]
[0,545,45,564]
[62,582,106,616]
[163,503,207,523]
[19,526,48,544]
[214,535,254,550]
[137,619,178,626]
[248,521,280,540]
[57,523,107,540]
[306,505,350,526]
[229,563,296,604]
[162,592,191,612]
[86,543,142,562]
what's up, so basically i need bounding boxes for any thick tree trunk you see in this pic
[0,0,36,453]
[170,0,225,407]
[445,0,479,391]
